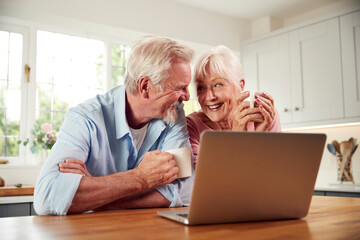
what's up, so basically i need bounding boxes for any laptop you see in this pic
[158,131,326,225]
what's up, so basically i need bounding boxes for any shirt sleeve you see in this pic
[268,109,282,132]
[155,104,194,207]
[34,110,92,215]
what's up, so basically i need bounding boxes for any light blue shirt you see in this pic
[34,85,193,215]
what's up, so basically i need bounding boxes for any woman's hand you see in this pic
[228,91,264,131]
[253,92,275,131]
[58,158,91,177]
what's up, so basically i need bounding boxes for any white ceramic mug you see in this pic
[244,91,264,122]
[165,147,192,178]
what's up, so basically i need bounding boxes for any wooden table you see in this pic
[1,196,359,239]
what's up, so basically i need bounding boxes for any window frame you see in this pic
[0,22,29,165]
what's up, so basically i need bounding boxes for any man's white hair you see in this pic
[193,45,243,93]
[124,36,194,94]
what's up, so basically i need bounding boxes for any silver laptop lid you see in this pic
[187,131,326,225]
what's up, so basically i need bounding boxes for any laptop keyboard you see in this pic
[177,213,188,218]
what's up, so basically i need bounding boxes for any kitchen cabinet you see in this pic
[241,16,351,127]
[289,18,343,123]
[313,190,360,198]
[0,202,36,217]
[340,11,360,118]
[241,33,292,124]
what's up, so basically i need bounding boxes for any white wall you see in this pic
[284,124,360,187]
[0,166,41,185]
[0,0,251,51]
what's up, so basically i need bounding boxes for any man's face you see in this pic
[148,62,191,123]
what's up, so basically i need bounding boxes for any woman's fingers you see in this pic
[254,105,273,131]
[262,92,274,105]
[237,91,250,103]
[230,103,263,131]
[255,95,275,120]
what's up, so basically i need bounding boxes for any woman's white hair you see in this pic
[194,45,243,91]
[124,36,194,94]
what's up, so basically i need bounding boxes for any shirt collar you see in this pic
[114,86,166,140]
[114,86,130,139]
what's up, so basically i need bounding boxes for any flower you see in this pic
[29,123,57,154]
[41,123,53,133]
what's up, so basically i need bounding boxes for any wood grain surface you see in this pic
[0,196,359,239]
[0,185,34,196]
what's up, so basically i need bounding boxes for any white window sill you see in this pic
[0,164,42,169]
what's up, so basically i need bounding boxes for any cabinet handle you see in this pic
[283,108,288,112]
[294,107,300,111]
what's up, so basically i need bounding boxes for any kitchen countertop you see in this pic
[0,195,34,204]
[315,183,360,192]
[1,196,359,239]
[0,184,359,205]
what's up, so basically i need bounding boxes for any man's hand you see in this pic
[134,150,178,190]
[59,159,91,176]
[59,153,175,214]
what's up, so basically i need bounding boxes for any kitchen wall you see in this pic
[0,0,250,51]
[284,124,360,188]
[0,166,41,185]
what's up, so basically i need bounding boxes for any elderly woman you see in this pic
[186,46,281,168]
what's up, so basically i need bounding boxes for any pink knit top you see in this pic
[186,111,281,168]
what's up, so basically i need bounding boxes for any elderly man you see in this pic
[34,36,194,215]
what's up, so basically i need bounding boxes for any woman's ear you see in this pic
[240,79,245,91]
[138,76,150,98]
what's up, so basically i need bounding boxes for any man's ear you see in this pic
[240,79,245,91]
[138,76,150,98]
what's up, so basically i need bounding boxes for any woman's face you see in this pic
[196,74,240,124]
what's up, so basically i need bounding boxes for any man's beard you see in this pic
[163,101,180,124]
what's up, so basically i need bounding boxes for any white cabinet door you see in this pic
[289,18,344,123]
[341,11,360,118]
[241,34,292,124]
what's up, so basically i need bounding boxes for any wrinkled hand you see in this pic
[59,158,91,177]
[135,150,178,190]
[253,92,275,131]
[228,91,263,131]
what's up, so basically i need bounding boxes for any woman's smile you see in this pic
[207,103,224,111]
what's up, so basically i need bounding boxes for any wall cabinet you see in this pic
[241,11,360,128]
[289,18,343,123]
[241,33,292,124]
[341,11,360,118]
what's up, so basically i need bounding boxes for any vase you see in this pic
[36,149,49,164]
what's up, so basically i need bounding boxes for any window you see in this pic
[111,44,130,87]
[0,25,27,163]
[36,30,106,131]
[183,81,200,116]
